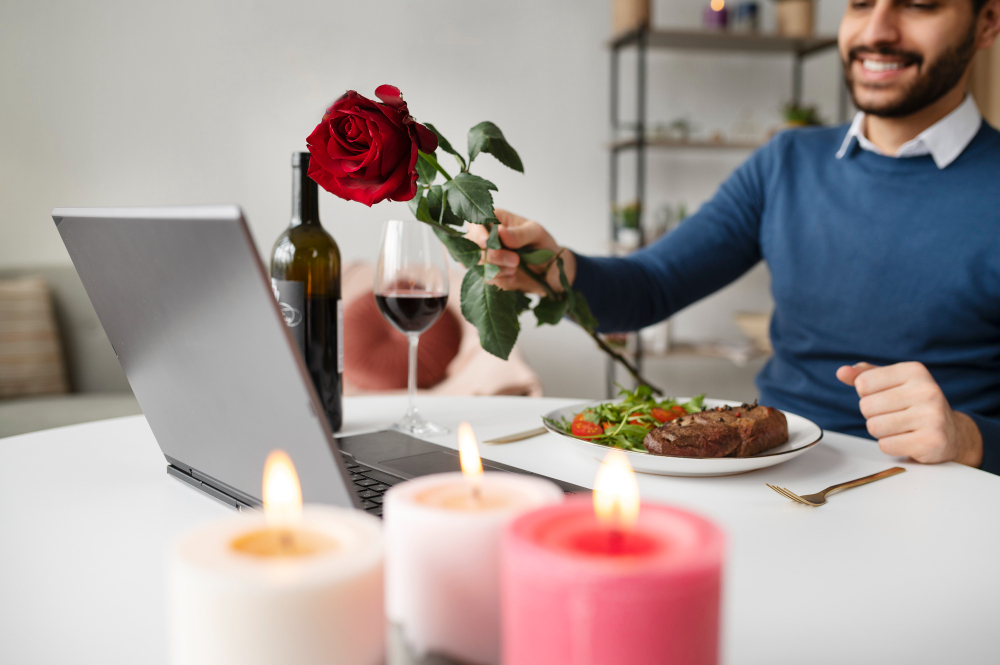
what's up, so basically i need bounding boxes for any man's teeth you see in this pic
[863,59,904,72]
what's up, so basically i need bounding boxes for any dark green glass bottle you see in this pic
[270,152,343,432]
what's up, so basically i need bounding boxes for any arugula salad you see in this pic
[544,386,706,453]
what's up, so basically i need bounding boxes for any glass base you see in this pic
[393,412,449,437]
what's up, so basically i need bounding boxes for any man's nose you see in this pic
[858,0,902,46]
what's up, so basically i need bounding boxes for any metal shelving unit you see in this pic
[606,27,842,397]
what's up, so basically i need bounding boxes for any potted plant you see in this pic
[782,103,823,127]
[614,202,642,254]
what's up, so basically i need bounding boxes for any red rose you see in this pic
[306,85,438,207]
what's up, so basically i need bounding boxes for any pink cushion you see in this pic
[343,290,462,391]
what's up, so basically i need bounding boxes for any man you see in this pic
[477,0,1000,473]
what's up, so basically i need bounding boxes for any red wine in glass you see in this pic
[375,291,448,334]
[374,219,451,436]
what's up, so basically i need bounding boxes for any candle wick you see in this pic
[471,483,482,504]
[279,528,295,553]
[609,527,624,554]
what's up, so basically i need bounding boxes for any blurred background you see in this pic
[2,0,997,435]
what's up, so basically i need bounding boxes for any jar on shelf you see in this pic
[774,0,815,37]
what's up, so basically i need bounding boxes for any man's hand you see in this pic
[465,209,575,294]
[836,361,983,467]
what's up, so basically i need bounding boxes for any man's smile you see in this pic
[849,49,922,84]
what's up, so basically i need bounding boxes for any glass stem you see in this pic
[405,333,420,419]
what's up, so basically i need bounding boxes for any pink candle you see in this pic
[501,452,724,665]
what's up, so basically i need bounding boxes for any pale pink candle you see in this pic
[501,452,724,665]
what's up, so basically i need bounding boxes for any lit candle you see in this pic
[384,423,564,665]
[169,451,384,665]
[703,0,728,30]
[501,450,725,665]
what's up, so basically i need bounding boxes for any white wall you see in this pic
[0,0,847,398]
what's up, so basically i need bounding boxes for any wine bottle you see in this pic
[270,152,343,432]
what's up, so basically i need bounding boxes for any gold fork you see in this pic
[767,467,906,506]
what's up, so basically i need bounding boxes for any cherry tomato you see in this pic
[650,407,671,423]
[651,406,686,423]
[571,419,604,438]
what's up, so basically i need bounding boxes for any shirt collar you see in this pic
[835,94,982,169]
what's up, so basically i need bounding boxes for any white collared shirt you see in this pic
[835,94,983,169]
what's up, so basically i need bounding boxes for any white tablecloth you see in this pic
[2,395,998,664]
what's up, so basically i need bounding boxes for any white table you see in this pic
[2,395,998,664]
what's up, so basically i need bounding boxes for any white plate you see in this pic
[542,398,823,477]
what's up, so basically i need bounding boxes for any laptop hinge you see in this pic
[166,465,259,512]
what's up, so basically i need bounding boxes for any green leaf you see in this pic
[432,228,482,268]
[486,224,501,250]
[556,256,573,294]
[533,295,569,326]
[568,289,599,332]
[407,188,422,216]
[482,224,502,279]
[684,394,706,413]
[513,291,532,315]
[517,248,554,265]
[425,123,467,171]
[467,121,524,173]
[460,265,520,360]
[425,185,464,226]
[437,188,448,225]
[416,152,437,186]
[552,255,599,332]
[428,220,464,237]
[442,173,498,225]
[408,189,435,224]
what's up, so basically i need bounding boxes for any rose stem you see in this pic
[514,263,665,395]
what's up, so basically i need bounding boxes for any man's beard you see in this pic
[843,25,977,118]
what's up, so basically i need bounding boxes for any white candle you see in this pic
[169,452,384,665]
[384,424,564,665]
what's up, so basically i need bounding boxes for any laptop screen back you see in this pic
[52,205,356,508]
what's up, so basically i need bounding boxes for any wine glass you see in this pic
[374,219,451,436]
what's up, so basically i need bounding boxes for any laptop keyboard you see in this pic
[341,453,403,518]
[338,451,583,518]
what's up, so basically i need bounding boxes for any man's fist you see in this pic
[836,361,983,467]
[465,209,575,294]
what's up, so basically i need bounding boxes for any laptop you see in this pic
[52,205,585,517]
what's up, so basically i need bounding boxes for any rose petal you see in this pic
[367,157,414,204]
[366,114,406,176]
[374,84,405,109]
[412,121,438,153]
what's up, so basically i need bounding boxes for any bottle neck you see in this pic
[290,163,321,227]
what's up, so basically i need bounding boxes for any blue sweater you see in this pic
[575,122,1000,474]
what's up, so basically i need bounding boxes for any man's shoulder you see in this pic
[739,124,849,179]
[963,120,1000,161]
[760,124,850,157]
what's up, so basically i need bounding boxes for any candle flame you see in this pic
[263,449,302,524]
[593,450,640,531]
[458,422,483,486]
[710,0,725,10]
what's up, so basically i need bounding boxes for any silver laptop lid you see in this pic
[52,205,356,508]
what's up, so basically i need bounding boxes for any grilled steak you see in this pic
[643,402,788,458]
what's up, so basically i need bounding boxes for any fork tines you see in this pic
[766,483,814,506]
